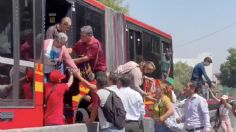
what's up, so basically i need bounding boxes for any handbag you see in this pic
[78,43,100,82]
[164,106,184,132]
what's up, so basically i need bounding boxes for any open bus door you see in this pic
[0,0,44,129]
[45,0,99,124]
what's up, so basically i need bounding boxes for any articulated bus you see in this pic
[0,0,172,129]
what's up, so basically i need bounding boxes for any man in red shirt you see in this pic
[44,69,76,125]
[70,25,107,78]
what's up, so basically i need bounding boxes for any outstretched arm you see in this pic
[222,99,232,110]
[208,88,220,102]
[201,65,212,87]
[66,73,74,88]
[73,69,96,91]
[73,56,90,65]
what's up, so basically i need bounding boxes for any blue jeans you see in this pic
[155,123,172,132]
[100,126,125,132]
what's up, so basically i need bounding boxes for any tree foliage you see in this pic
[174,62,193,92]
[97,0,128,13]
[219,48,236,88]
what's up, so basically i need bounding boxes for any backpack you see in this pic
[101,89,126,129]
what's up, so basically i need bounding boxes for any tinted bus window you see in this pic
[19,0,34,103]
[161,41,173,78]
[20,0,34,61]
[0,1,13,58]
[143,32,152,54]
[0,1,14,102]
[128,29,135,60]
[76,4,105,46]
[152,37,160,54]
[135,31,142,57]
[143,32,162,78]
[0,0,34,107]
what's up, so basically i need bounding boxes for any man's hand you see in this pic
[158,117,165,125]
[146,95,157,102]
[143,92,149,96]
[176,118,181,124]
[84,95,91,102]
[87,104,93,112]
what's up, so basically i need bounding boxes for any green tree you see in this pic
[174,62,193,92]
[97,0,128,13]
[219,48,236,88]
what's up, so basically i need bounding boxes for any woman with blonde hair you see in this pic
[153,80,174,132]
[209,88,233,132]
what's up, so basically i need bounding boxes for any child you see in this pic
[44,69,75,125]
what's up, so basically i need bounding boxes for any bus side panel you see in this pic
[0,64,44,129]
[0,102,43,129]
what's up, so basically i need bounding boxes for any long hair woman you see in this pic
[209,88,233,132]
[152,80,174,132]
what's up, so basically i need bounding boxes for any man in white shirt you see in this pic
[106,72,121,94]
[180,81,211,132]
[118,75,145,132]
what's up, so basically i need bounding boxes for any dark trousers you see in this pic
[125,121,143,132]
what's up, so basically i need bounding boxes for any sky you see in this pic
[124,0,236,73]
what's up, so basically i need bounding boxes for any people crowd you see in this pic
[35,16,236,132]
[0,15,234,132]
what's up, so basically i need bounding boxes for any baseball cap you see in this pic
[50,70,66,82]
[166,77,175,85]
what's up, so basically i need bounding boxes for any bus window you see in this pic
[19,0,34,103]
[143,32,162,78]
[128,29,135,60]
[0,0,34,107]
[161,41,173,78]
[0,1,13,58]
[143,32,152,54]
[162,41,172,54]
[0,1,14,103]
[19,0,34,61]
[152,37,160,54]
[76,4,105,47]
[135,31,142,57]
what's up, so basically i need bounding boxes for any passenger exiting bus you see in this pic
[70,25,107,80]
[115,61,156,97]
[46,17,72,39]
[44,69,80,126]
[43,32,77,81]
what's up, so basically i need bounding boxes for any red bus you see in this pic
[0,0,172,130]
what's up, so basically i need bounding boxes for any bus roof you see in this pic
[84,0,172,39]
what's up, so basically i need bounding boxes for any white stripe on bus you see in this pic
[0,56,34,68]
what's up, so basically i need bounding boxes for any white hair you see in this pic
[55,32,68,42]
[80,25,93,36]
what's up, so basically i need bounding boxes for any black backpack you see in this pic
[101,89,126,129]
